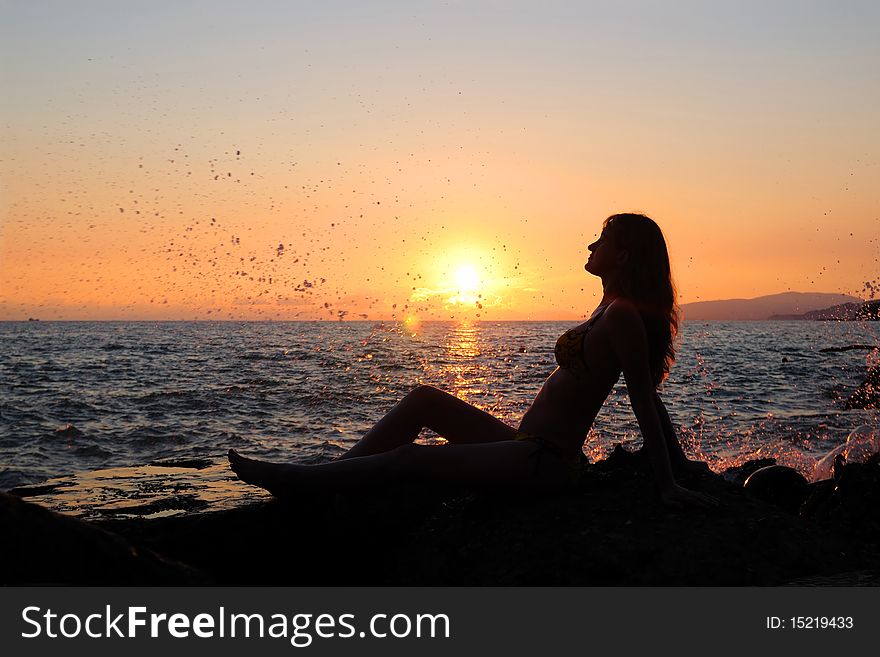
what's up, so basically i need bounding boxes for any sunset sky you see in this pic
[1,0,878,321]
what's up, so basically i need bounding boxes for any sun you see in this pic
[454,265,480,293]
[445,263,483,307]
[411,249,496,313]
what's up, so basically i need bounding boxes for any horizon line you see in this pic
[0,317,857,324]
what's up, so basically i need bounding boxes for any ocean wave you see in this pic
[240,351,303,361]
[237,377,284,387]
[48,397,100,414]
[101,342,127,351]
[45,424,86,440]
[73,444,115,458]
[131,389,219,412]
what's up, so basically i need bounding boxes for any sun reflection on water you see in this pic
[444,321,481,360]
[412,320,507,444]
[438,321,494,405]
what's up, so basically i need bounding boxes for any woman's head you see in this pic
[592,212,679,385]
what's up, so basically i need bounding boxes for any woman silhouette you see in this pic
[230,213,715,507]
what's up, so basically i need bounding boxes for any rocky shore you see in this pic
[3,447,879,586]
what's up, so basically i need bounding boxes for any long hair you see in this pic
[603,213,679,387]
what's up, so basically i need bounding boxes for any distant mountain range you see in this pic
[770,299,880,321]
[680,292,865,321]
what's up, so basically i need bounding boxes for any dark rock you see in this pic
[784,569,880,586]
[820,344,877,353]
[0,492,209,585]
[800,453,880,544]
[147,457,214,469]
[96,446,880,586]
[390,448,872,586]
[7,481,75,497]
[722,458,777,485]
[54,424,84,438]
[743,465,809,514]
[6,447,880,586]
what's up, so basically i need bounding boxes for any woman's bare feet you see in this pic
[228,448,298,498]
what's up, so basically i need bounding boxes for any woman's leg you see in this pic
[229,440,565,497]
[339,385,516,459]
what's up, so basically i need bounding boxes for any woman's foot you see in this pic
[228,449,297,498]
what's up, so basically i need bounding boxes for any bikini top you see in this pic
[554,303,611,374]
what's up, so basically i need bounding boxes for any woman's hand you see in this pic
[659,483,719,509]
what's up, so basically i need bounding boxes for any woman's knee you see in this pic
[406,384,441,407]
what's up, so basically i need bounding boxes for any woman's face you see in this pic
[585,228,622,277]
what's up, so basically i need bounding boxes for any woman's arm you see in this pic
[655,393,687,465]
[655,393,713,474]
[605,301,715,506]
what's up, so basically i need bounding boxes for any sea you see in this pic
[1,320,878,496]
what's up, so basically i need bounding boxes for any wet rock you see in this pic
[800,453,880,545]
[743,465,809,514]
[54,424,84,438]
[7,481,75,497]
[722,458,777,485]
[820,344,877,353]
[147,457,213,469]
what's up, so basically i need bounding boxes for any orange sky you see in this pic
[2,1,878,321]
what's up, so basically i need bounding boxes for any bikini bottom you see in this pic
[513,430,574,476]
